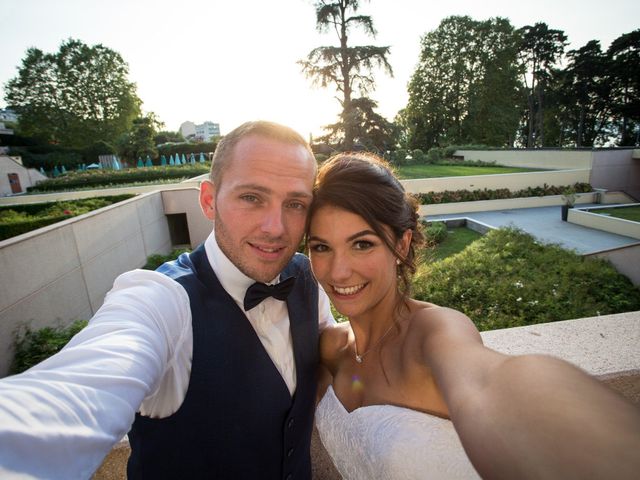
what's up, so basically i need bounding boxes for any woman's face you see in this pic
[308,205,403,320]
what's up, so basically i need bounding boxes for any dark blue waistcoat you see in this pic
[127,245,319,479]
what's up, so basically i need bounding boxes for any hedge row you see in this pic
[27,165,210,192]
[417,183,592,205]
[0,195,135,241]
[0,215,72,240]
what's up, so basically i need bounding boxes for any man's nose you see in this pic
[260,205,285,236]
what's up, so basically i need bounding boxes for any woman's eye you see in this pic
[354,240,373,250]
[309,243,328,253]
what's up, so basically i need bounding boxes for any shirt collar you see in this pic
[204,231,280,307]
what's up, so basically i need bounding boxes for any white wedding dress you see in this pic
[316,385,481,479]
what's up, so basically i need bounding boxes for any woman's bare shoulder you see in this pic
[407,300,482,344]
[319,322,352,370]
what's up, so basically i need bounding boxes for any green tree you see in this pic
[464,17,523,146]
[516,23,567,147]
[118,114,161,163]
[607,29,640,146]
[83,140,117,164]
[405,16,522,150]
[4,38,141,148]
[299,0,392,150]
[559,41,613,147]
[154,130,185,145]
[318,97,398,152]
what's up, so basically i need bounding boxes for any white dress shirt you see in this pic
[0,232,334,479]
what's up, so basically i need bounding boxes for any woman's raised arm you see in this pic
[418,306,640,479]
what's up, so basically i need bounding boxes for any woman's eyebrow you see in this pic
[308,230,377,243]
[347,230,377,241]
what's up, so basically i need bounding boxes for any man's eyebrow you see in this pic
[233,183,312,198]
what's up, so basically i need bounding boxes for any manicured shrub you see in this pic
[426,147,443,164]
[27,165,209,192]
[0,195,135,241]
[417,183,592,205]
[393,149,408,165]
[411,149,425,163]
[414,228,640,330]
[10,320,88,374]
[423,221,448,245]
[143,248,191,270]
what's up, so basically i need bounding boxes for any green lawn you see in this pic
[397,164,540,179]
[427,227,482,262]
[589,206,640,222]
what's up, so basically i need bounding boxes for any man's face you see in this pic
[200,135,316,283]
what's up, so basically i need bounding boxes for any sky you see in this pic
[1,0,639,139]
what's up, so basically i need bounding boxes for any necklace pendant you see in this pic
[355,354,363,363]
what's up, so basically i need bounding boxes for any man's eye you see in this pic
[287,201,307,210]
[240,194,259,203]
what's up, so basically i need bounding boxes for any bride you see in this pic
[307,153,640,479]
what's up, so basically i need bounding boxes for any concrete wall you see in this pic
[161,188,211,247]
[0,192,171,376]
[586,243,640,287]
[418,192,598,217]
[0,181,198,206]
[401,169,590,195]
[455,149,594,170]
[569,205,640,240]
[591,149,640,200]
[454,148,640,201]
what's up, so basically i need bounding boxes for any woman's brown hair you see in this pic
[309,152,425,298]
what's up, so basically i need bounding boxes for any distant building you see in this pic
[180,120,220,142]
[179,121,196,139]
[0,122,13,135]
[0,108,18,124]
[0,155,47,196]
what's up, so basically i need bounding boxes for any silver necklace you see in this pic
[354,322,396,363]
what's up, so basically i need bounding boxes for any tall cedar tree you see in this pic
[299,0,392,151]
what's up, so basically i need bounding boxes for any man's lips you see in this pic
[249,242,287,259]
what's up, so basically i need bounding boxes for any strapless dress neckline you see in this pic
[315,385,480,479]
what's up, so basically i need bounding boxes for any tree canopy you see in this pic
[403,18,640,150]
[4,38,141,149]
[299,0,392,150]
[404,16,522,150]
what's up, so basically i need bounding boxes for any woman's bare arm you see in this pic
[418,307,640,479]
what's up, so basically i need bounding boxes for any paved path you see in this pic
[426,204,639,255]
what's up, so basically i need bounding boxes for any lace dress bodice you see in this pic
[316,386,480,479]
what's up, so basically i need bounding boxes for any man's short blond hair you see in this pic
[210,120,316,186]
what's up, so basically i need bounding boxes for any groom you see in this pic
[127,120,334,479]
[0,121,334,479]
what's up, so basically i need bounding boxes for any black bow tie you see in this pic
[243,276,296,311]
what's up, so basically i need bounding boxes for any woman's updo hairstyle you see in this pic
[310,152,425,296]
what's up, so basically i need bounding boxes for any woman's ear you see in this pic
[199,179,216,220]
[397,229,412,260]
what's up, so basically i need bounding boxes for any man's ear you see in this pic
[199,179,216,220]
